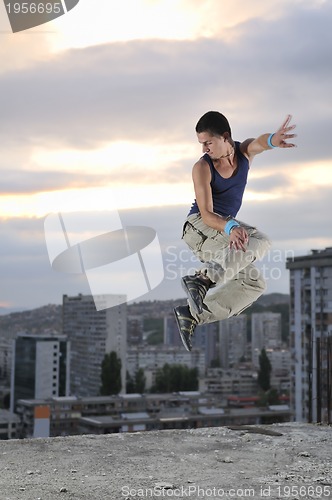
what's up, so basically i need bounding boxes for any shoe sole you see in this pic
[181,278,203,315]
[173,308,192,352]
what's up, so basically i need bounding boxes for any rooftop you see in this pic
[0,423,331,499]
[286,246,332,269]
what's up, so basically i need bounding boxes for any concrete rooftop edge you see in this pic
[0,422,331,500]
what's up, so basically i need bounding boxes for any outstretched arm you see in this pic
[240,114,297,161]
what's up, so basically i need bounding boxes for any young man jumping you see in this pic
[174,111,296,351]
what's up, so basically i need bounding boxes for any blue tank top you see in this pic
[188,141,249,218]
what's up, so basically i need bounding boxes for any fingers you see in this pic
[281,114,292,129]
[279,133,297,148]
[229,228,248,252]
[276,115,297,147]
[230,239,247,252]
[279,142,297,148]
[279,114,296,132]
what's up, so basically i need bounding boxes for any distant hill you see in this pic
[256,293,289,307]
[0,304,62,337]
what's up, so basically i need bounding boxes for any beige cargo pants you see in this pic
[182,213,271,325]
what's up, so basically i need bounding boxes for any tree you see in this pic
[152,364,198,393]
[257,348,272,392]
[126,371,135,393]
[134,368,146,393]
[153,363,171,393]
[267,388,280,405]
[126,368,146,394]
[100,351,122,395]
[258,387,280,407]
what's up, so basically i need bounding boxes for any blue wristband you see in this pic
[267,133,277,148]
[224,219,240,235]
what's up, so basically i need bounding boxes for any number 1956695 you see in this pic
[6,2,62,14]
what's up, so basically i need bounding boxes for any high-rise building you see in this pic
[286,247,332,423]
[219,315,247,368]
[251,312,282,367]
[62,294,127,397]
[127,315,144,346]
[194,322,219,368]
[164,314,185,348]
[164,314,218,367]
[10,333,69,412]
[0,335,12,384]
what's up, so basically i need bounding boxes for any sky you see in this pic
[0,0,332,312]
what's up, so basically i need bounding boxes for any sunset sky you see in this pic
[0,0,331,311]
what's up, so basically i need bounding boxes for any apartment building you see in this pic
[16,392,291,438]
[62,294,127,397]
[10,333,69,412]
[286,247,332,422]
[251,312,282,367]
[127,345,205,389]
[164,314,218,367]
[199,367,258,398]
[219,315,247,368]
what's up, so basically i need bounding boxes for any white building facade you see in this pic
[10,333,70,413]
[127,346,205,390]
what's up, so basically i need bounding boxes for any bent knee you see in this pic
[247,267,266,292]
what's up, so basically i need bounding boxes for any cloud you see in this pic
[246,172,291,195]
[240,185,332,245]
[0,1,331,205]
[0,216,89,309]
[0,0,53,73]
[1,0,331,309]
[0,1,331,155]
[0,166,192,195]
[1,196,331,309]
[0,170,111,195]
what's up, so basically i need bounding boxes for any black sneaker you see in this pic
[174,305,197,351]
[181,273,211,315]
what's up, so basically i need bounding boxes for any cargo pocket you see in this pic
[182,220,207,253]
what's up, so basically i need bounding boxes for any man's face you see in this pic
[196,131,227,160]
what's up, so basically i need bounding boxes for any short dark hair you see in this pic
[195,111,231,137]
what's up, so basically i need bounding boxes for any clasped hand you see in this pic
[229,226,248,252]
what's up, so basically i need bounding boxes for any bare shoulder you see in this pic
[193,158,210,176]
[193,157,209,169]
[239,138,255,160]
[192,157,211,182]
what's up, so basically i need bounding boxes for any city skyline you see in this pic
[1,0,332,310]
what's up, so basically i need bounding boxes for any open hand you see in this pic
[271,114,297,148]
